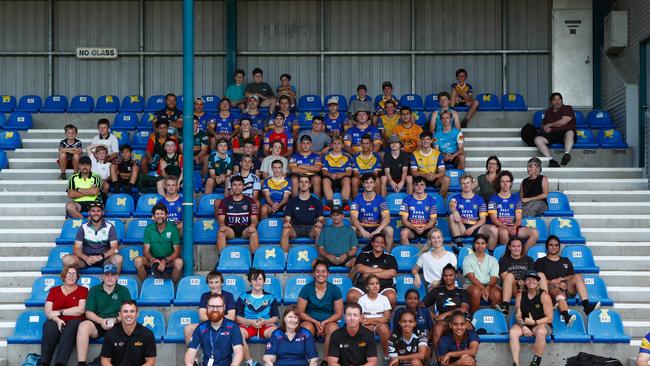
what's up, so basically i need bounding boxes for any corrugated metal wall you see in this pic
[0,0,551,106]
[601,53,627,135]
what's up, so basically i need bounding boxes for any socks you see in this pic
[561,310,571,324]
[246,360,254,366]
[532,354,542,366]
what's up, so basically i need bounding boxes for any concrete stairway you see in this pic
[0,111,647,363]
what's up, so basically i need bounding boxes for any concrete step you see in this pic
[0,180,68,192]
[600,271,650,286]
[0,289,30,304]
[21,129,96,139]
[0,272,42,288]
[0,322,15,339]
[0,227,59,243]
[572,202,650,215]
[0,257,47,271]
[588,242,650,256]
[0,243,54,258]
[623,320,650,338]
[565,190,650,202]
[585,228,650,242]
[461,128,520,138]
[607,286,650,303]
[463,137,526,147]
[0,203,66,216]
[575,214,650,228]
[0,304,26,321]
[21,138,93,149]
[0,192,68,204]
[8,148,66,159]
[31,113,115,128]
[464,146,538,158]
[7,158,59,169]
[0,216,65,229]
[594,256,650,270]
[558,179,648,191]
[466,167,645,180]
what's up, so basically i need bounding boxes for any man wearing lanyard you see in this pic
[186,294,244,366]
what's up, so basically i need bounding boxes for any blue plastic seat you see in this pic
[0,95,16,112]
[424,94,440,111]
[202,95,220,112]
[457,247,473,269]
[145,95,166,112]
[174,276,210,306]
[395,275,425,304]
[283,275,312,304]
[137,309,165,341]
[501,93,527,111]
[430,192,446,216]
[391,245,420,273]
[16,95,42,112]
[41,95,68,112]
[477,93,501,111]
[471,309,509,342]
[68,95,94,113]
[544,192,574,217]
[532,110,545,128]
[55,218,85,245]
[121,95,144,112]
[139,278,174,306]
[133,194,163,218]
[131,130,151,149]
[587,110,615,129]
[124,219,153,244]
[388,217,403,243]
[217,246,251,273]
[577,275,613,306]
[574,129,599,149]
[399,94,424,111]
[112,131,130,148]
[104,219,125,243]
[196,193,224,217]
[94,95,120,113]
[138,112,155,130]
[193,219,217,245]
[297,112,317,130]
[263,276,283,302]
[258,218,283,244]
[446,169,464,192]
[112,112,138,131]
[165,310,199,343]
[575,110,587,128]
[597,129,628,148]
[132,149,145,164]
[7,310,46,344]
[324,94,348,111]
[522,217,548,243]
[78,276,102,288]
[105,194,135,218]
[0,113,5,130]
[493,245,506,260]
[549,217,586,244]
[253,245,285,273]
[6,112,33,131]
[508,311,551,343]
[552,309,590,342]
[25,276,63,307]
[42,246,73,274]
[223,275,247,300]
[412,111,427,127]
[0,150,7,170]
[436,217,452,242]
[527,245,547,261]
[298,95,323,112]
[117,276,139,300]
[588,309,630,343]
[386,192,408,216]
[286,245,318,273]
[0,131,22,150]
[562,245,599,273]
[328,274,353,296]
[119,245,143,274]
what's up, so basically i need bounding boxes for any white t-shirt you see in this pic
[260,155,288,177]
[91,134,120,155]
[416,250,457,284]
[89,154,111,180]
[358,293,391,319]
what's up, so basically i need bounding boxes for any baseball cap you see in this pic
[387,135,402,146]
[88,202,104,210]
[103,263,118,274]
[330,205,343,215]
[79,156,92,165]
[382,81,393,88]
[525,270,541,281]
[248,94,260,101]
[327,97,339,105]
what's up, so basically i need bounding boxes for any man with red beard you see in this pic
[185,294,244,366]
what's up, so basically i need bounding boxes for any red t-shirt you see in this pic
[46,285,89,321]
[542,105,576,133]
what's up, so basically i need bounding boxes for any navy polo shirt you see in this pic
[188,319,243,366]
[437,330,479,363]
[264,328,319,366]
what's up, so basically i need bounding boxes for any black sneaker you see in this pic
[58,173,67,180]
[460,118,469,128]
[584,301,601,316]
[495,302,510,317]
[548,159,560,168]
[561,153,571,165]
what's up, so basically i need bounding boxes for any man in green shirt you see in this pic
[317,206,358,272]
[133,202,183,283]
[75,263,132,364]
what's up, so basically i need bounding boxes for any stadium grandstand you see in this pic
[0,0,649,365]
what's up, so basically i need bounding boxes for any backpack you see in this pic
[565,352,623,366]
[21,354,40,366]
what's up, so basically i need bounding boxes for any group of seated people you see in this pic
[41,230,600,366]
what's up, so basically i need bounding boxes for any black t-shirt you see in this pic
[499,255,535,280]
[245,82,275,98]
[354,251,398,290]
[100,323,156,366]
[116,157,136,174]
[328,327,377,366]
[388,330,428,358]
[423,285,470,314]
[154,108,182,125]
[534,256,575,281]
[382,151,411,181]
[285,195,324,226]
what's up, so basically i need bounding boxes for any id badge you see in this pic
[207,357,214,366]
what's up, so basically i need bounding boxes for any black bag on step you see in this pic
[520,123,539,147]
[565,352,623,366]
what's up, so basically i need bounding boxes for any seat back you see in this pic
[399,94,424,111]
[436,217,452,242]
[7,310,46,344]
[522,217,548,242]
[196,193,224,217]
[105,194,135,218]
[298,95,323,112]
[587,309,628,340]
[165,310,200,343]
[328,274,353,296]
[587,109,614,129]
[17,95,42,112]
[477,93,501,111]
[597,129,627,148]
[202,95,220,112]
[446,169,464,192]
[0,95,16,112]
[395,275,425,303]
[25,276,63,307]
[391,245,420,273]
[580,275,612,305]
[386,192,408,216]
[42,246,73,274]
[217,246,252,273]
[134,194,163,217]
[253,245,285,272]
[117,276,139,300]
[263,276,283,302]
[78,276,102,289]
[552,309,588,337]
[119,245,143,274]
[95,95,120,112]
[424,94,440,111]
[471,309,508,335]
[120,95,145,112]
[258,218,283,244]
[56,218,86,245]
[193,218,218,244]
[112,112,138,131]
[532,110,545,128]
[527,245,547,260]
[222,275,247,300]
[493,245,506,260]
[145,95,166,112]
[283,275,313,304]
[42,95,68,112]
[549,217,585,243]
[562,245,598,273]
[575,110,587,127]
[138,112,155,130]
[69,95,94,112]
[501,93,527,111]
[575,128,597,147]
[104,219,126,242]
[545,192,574,217]
[124,219,153,244]
[0,130,22,149]
[324,94,348,111]
[131,130,151,149]
[139,278,175,306]
[298,111,317,130]
[0,150,7,170]
[287,245,318,273]
[7,112,33,130]
[137,309,165,341]
[175,276,210,305]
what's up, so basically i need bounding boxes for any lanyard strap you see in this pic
[209,325,222,358]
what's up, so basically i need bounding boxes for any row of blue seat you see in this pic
[0,93,528,114]
[533,110,615,130]
[9,306,629,345]
[549,128,628,149]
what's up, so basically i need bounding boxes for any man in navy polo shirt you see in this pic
[280,175,325,254]
[185,293,243,366]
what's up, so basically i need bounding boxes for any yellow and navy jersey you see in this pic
[322,152,353,174]
[344,125,382,153]
[353,152,382,175]
[410,149,444,175]
[351,193,389,228]
[399,194,437,226]
[451,82,473,100]
[449,193,487,225]
[640,332,650,354]
[377,95,399,111]
[262,177,292,203]
[488,192,522,226]
[378,114,400,137]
